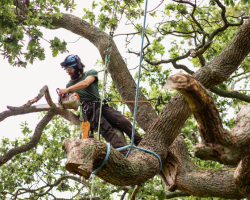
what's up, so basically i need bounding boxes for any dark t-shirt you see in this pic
[66,70,100,102]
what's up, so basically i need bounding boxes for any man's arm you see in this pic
[58,76,96,95]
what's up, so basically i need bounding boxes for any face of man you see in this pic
[66,67,79,81]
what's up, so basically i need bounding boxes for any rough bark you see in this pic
[59,14,250,197]
[162,137,244,199]
[164,73,250,166]
[5,4,250,198]
[164,73,250,198]
[62,138,160,186]
[234,154,250,199]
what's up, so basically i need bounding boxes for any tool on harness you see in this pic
[56,88,80,110]
[80,102,99,139]
[80,103,91,139]
[81,121,90,139]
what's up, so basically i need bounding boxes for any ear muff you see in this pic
[74,55,83,71]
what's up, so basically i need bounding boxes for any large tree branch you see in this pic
[0,86,81,166]
[160,137,244,199]
[0,85,80,125]
[62,138,160,186]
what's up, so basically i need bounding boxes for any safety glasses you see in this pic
[66,67,74,72]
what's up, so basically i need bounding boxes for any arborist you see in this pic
[58,54,142,156]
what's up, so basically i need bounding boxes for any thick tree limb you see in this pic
[160,137,244,199]
[163,73,226,144]
[0,85,80,125]
[62,138,160,186]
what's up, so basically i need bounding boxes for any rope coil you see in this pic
[91,143,111,175]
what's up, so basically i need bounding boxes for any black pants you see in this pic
[86,103,142,156]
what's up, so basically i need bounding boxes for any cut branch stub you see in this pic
[62,138,160,186]
[163,73,225,144]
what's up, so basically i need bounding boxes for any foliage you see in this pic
[1,0,250,199]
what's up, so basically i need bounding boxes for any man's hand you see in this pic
[58,88,69,96]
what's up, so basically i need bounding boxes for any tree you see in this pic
[1,0,250,199]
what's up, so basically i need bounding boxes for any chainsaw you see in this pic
[35,89,80,109]
[56,88,80,109]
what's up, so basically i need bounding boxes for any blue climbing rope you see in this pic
[115,0,162,176]
[91,143,111,175]
[126,0,148,158]
[116,145,162,175]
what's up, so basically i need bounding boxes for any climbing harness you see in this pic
[79,101,99,139]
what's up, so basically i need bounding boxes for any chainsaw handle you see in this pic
[56,88,60,95]
[56,88,70,97]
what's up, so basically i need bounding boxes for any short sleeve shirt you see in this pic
[66,70,100,102]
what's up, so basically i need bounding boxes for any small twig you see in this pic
[130,185,141,200]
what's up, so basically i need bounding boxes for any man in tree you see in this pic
[4,0,250,199]
[58,54,142,155]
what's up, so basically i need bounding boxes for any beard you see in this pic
[69,69,80,81]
